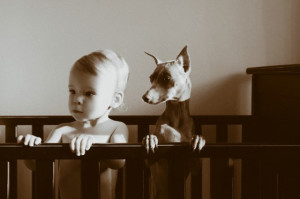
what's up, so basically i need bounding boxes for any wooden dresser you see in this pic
[243,64,300,199]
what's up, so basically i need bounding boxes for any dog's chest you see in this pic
[157,117,193,142]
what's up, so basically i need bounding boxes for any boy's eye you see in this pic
[69,89,75,94]
[85,91,95,97]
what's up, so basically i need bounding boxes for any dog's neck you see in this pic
[163,99,191,127]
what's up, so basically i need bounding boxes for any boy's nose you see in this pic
[73,95,83,104]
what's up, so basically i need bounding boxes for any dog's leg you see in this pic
[150,159,168,199]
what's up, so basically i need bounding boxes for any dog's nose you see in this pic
[142,94,150,103]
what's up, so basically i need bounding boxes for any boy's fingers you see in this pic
[29,137,35,146]
[75,135,84,156]
[24,135,32,145]
[81,137,88,155]
[86,137,93,151]
[35,137,42,145]
[70,137,76,152]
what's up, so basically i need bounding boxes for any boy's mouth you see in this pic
[72,110,83,114]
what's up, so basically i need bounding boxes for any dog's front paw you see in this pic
[191,135,206,152]
[142,135,158,153]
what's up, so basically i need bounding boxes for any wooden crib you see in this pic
[1,64,300,199]
[1,115,300,199]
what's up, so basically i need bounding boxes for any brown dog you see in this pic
[142,46,205,199]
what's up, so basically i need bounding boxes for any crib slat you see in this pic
[168,158,186,199]
[5,124,17,143]
[126,158,144,199]
[35,160,54,199]
[0,161,8,199]
[211,124,232,199]
[242,122,261,199]
[82,160,99,199]
[32,124,44,139]
[5,124,18,199]
[191,119,203,199]
[138,124,149,142]
[138,124,150,199]
[32,124,44,199]
[216,123,227,142]
[191,164,202,199]
[8,161,18,199]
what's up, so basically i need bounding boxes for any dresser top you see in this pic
[246,64,300,75]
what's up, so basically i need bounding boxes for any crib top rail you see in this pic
[1,143,300,160]
[0,115,251,124]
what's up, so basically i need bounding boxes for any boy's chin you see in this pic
[71,113,87,122]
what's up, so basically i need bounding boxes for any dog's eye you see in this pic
[163,76,171,82]
[69,89,75,95]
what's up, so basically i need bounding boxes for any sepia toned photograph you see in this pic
[1,1,300,199]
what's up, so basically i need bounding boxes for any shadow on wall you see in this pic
[191,73,252,115]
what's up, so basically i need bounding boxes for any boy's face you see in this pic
[68,68,117,122]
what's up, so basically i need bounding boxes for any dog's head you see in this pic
[142,45,191,105]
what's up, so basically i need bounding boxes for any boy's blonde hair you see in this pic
[72,49,129,93]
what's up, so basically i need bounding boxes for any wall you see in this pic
[1,0,300,199]
[1,0,299,117]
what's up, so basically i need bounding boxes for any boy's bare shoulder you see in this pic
[108,119,128,143]
[108,119,127,129]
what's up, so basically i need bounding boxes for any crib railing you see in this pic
[0,115,252,199]
[1,143,300,199]
[3,115,297,199]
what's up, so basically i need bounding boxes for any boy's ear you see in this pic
[176,45,190,73]
[111,91,124,108]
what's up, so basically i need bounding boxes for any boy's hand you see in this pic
[17,135,42,146]
[70,135,95,156]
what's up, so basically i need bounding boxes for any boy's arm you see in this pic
[104,122,128,170]
[44,125,64,143]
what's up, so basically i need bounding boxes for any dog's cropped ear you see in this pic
[145,51,161,65]
[176,45,190,73]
